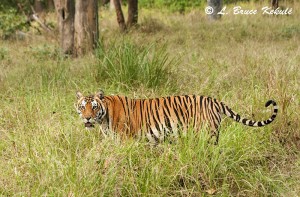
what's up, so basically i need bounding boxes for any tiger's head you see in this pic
[75,91,107,129]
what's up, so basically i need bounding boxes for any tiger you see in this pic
[75,90,278,144]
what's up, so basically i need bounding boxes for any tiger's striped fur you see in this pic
[75,91,278,144]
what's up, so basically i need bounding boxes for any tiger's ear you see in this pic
[95,90,104,100]
[76,91,84,100]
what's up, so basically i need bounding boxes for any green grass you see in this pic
[95,40,178,90]
[0,2,300,196]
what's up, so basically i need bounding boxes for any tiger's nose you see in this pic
[86,117,91,121]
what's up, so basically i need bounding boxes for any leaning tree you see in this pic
[127,0,138,27]
[112,0,138,32]
[271,0,279,9]
[113,0,126,32]
[207,0,223,20]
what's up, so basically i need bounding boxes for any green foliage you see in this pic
[279,25,300,39]
[0,0,21,11]
[0,9,28,39]
[0,0,36,12]
[27,44,61,60]
[139,0,202,12]
[0,47,8,60]
[0,0,52,39]
[96,40,178,90]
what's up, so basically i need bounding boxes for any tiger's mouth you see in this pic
[85,122,94,128]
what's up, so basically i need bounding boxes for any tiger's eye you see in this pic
[91,101,98,110]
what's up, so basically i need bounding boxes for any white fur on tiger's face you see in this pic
[75,91,107,129]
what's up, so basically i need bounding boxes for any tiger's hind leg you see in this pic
[213,129,220,145]
[213,110,222,145]
[209,128,220,145]
[208,113,221,145]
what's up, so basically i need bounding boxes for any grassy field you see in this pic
[0,2,300,196]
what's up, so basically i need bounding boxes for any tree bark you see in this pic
[47,0,55,11]
[101,0,110,6]
[74,0,99,57]
[113,0,126,32]
[271,0,279,9]
[110,0,115,11]
[54,0,75,55]
[207,0,223,20]
[34,0,44,13]
[127,0,138,27]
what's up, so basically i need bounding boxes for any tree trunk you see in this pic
[101,0,110,6]
[74,0,99,57]
[54,0,75,55]
[110,0,115,11]
[113,0,126,32]
[34,0,44,13]
[207,0,223,20]
[127,0,138,27]
[271,0,279,9]
[47,0,55,11]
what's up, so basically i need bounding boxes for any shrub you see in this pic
[0,9,29,39]
[96,40,178,90]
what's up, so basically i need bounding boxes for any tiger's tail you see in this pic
[221,100,278,127]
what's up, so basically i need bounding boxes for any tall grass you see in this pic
[96,40,178,90]
[0,2,300,196]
